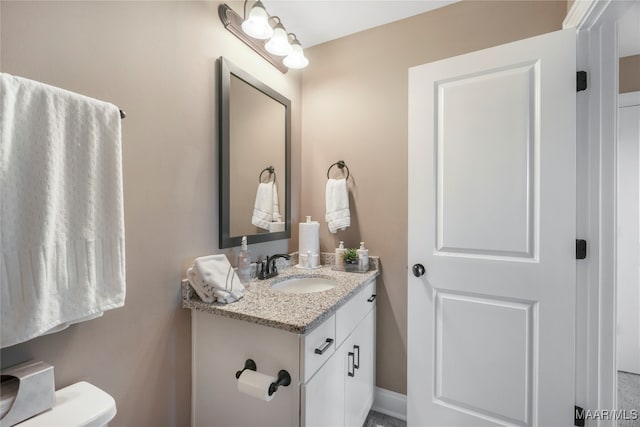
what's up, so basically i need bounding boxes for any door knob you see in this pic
[412,264,426,277]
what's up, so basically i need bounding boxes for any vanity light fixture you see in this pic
[283,36,309,69]
[219,2,308,74]
[265,20,292,56]
[240,0,273,39]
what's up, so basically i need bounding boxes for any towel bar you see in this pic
[259,166,276,183]
[327,160,350,180]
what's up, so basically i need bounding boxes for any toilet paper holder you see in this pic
[235,359,291,397]
[235,359,257,379]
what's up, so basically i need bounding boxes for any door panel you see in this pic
[408,28,576,426]
[435,292,534,425]
[436,63,536,258]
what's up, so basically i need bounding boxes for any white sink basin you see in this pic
[271,277,337,294]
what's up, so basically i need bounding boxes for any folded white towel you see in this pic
[187,255,244,304]
[0,73,125,348]
[326,178,351,233]
[252,182,281,230]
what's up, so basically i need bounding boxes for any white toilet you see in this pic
[16,382,116,427]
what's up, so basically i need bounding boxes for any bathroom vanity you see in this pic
[182,258,378,427]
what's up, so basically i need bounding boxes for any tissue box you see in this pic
[0,361,55,426]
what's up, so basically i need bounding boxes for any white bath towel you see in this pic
[0,73,126,348]
[252,182,280,230]
[187,255,244,304]
[325,178,351,233]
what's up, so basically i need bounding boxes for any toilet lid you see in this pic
[17,381,116,427]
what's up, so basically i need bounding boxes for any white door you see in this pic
[408,28,576,427]
[617,94,640,375]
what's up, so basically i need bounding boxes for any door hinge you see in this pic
[576,239,587,260]
[575,405,585,426]
[577,71,588,91]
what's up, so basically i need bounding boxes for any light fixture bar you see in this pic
[219,3,288,74]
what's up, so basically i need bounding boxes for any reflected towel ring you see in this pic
[327,160,349,180]
[259,166,276,183]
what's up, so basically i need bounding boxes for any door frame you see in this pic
[564,1,636,425]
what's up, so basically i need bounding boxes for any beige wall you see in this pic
[301,0,567,395]
[0,1,301,426]
[620,55,640,93]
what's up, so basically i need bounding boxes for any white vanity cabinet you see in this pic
[302,281,376,427]
[344,308,376,427]
[191,278,376,427]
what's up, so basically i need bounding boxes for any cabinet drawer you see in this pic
[301,314,336,382]
[335,280,376,346]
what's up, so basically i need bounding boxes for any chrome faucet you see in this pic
[258,254,291,280]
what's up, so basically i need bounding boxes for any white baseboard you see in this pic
[371,387,407,421]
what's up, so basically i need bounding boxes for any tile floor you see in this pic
[364,410,407,427]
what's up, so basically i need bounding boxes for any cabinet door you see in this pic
[344,308,375,427]
[302,345,345,427]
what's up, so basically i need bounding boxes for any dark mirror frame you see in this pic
[219,57,291,248]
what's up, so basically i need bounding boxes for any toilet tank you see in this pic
[16,382,116,427]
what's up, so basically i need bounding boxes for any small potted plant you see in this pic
[343,248,358,265]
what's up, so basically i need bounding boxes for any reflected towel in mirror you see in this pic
[252,182,281,230]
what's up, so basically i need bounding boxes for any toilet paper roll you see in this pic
[299,221,319,256]
[237,370,276,402]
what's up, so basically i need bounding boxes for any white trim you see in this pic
[575,2,636,426]
[564,0,599,29]
[371,387,407,421]
[619,91,640,107]
[566,0,615,31]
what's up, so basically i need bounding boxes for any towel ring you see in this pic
[259,166,276,183]
[327,160,349,180]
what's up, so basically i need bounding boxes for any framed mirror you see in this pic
[219,57,291,248]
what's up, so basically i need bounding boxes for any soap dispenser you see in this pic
[357,242,369,272]
[237,236,251,284]
[335,241,346,269]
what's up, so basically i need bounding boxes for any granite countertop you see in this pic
[181,254,379,335]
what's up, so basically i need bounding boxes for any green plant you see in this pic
[343,248,358,264]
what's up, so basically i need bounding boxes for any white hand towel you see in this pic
[0,73,126,348]
[272,184,282,222]
[325,178,351,233]
[252,182,280,230]
[187,255,245,304]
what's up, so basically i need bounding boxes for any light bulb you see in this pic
[283,41,309,69]
[265,23,292,56]
[241,1,273,40]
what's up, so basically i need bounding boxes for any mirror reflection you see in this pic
[229,74,286,237]
[219,57,291,248]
